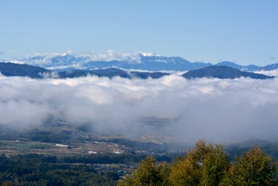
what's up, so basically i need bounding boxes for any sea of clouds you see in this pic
[1,74,278,143]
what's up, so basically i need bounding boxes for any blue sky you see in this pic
[0,0,277,65]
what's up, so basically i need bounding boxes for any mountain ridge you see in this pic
[182,66,274,80]
[0,62,274,80]
[0,62,51,78]
[18,53,278,72]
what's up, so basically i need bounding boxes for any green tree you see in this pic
[169,140,214,186]
[117,156,169,186]
[221,147,277,186]
[201,144,230,186]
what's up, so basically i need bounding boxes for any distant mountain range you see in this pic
[18,53,278,72]
[215,61,278,71]
[0,62,274,80]
[0,62,170,79]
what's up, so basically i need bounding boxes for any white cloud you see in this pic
[0,75,278,143]
[39,71,60,79]
[254,69,278,77]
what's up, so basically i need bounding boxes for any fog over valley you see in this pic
[1,74,278,143]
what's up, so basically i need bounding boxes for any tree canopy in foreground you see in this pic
[118,140,278,186]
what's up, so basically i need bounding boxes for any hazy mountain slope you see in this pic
[59,68,169,79]
[215,61,278,71]
[182,66,274,79]
[0,62,51,78]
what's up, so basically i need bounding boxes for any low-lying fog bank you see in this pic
[1,74,278,143]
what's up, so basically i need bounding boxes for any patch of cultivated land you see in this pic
[0,140,131,156]
[0,123,179,157]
